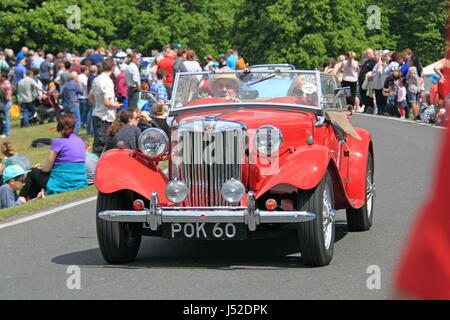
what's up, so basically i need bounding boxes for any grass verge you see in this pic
[0,117,98,221]
[0,185,98,221]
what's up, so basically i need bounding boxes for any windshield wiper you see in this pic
[248,69,281,86]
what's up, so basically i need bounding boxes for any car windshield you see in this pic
[171,70,320,111]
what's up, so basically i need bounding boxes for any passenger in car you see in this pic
[284,75,318,106]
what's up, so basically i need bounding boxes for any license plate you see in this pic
[162,223,247,240]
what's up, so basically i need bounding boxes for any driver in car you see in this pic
[209,67,241,102]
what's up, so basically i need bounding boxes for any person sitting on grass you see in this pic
[0,165,44,209]
[19,114,88,200]
[0,141,31,171]
[82,137,98,185]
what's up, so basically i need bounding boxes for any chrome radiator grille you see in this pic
[171,119,246,207]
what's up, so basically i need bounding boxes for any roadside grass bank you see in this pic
[0,185,97,221]
[0,118,97,221]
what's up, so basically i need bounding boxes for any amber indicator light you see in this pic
[265,199,277,211]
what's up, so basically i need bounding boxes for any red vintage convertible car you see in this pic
[95,69,375,267]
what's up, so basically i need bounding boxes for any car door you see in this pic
[320,74,350,185]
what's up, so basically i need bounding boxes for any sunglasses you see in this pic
[15,178,26,183]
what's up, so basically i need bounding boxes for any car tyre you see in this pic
[96,191,142,264]
[297,172,335,267]
[346,152,374,231]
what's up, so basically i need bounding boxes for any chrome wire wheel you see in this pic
[297,172,335,267]
[366,166,375,219]
[322,187,335,251]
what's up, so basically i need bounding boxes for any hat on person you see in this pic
[208,67,242,89]
[171,43,183,50]
[2,165,30,184]
[382,50,391,56]
[151,104,169,118]
[116,52,126,58]
[430,74,441,84]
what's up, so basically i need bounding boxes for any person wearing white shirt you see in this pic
[372,50,389,115]
[125,54,141,110]
[78,66,90,132]
[339,51,360,107]
[88,58,122,156]
[183,50,203,81]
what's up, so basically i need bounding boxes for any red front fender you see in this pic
[94,149,169,202]
[254,145,331,198]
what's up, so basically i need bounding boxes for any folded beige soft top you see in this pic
[325,110,362,141]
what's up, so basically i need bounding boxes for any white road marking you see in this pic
[0,196,97,230]
[354,113,447,130]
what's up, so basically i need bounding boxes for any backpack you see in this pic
[31,138,53,147]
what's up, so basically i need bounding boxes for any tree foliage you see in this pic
[0,0,447,68]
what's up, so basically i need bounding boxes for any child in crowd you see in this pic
[82,137,98,185]
[397,78,407,119]
[0,165,28,208]
[384,81,399,117]
[0,141,31,184]
[419,92,436,124]
[0,165,44,209]
[1,141,31,171]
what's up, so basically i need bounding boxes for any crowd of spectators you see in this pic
[2,43,447,209]
[0,43,247,209]
[321,48,448,126]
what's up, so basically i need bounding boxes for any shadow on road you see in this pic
[52,221,348,270]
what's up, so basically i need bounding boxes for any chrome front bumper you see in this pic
[98,192,316,232]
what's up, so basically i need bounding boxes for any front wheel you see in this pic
[297,172,335,267]
[96,191,142,264]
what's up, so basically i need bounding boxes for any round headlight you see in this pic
[221,179,245,204]
[253,125,283,156]
[138,128,169,158]
[165,180,188,204]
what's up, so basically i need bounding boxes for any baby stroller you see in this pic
[34,89,63,124]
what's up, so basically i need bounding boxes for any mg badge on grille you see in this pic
[204,120,216,131]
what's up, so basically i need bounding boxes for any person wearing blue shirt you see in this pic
[61,72,86,134]
[15,47,28,66]
[87,46,105,65]
[14,59,27,84]
[226,49,238,70]
[150,69,169,103]
[0,165,32,209]
[400,49,412,79]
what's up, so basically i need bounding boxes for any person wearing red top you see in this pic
[115,64,128,110]
[434,48,450,111]
[394,113,450,299]
[157,50,176,98]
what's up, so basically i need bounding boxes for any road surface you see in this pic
[0,114,444,299]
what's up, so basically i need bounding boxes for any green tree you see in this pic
[376,0,447,65]
[0,0,446,68]
[0,0,115,53]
